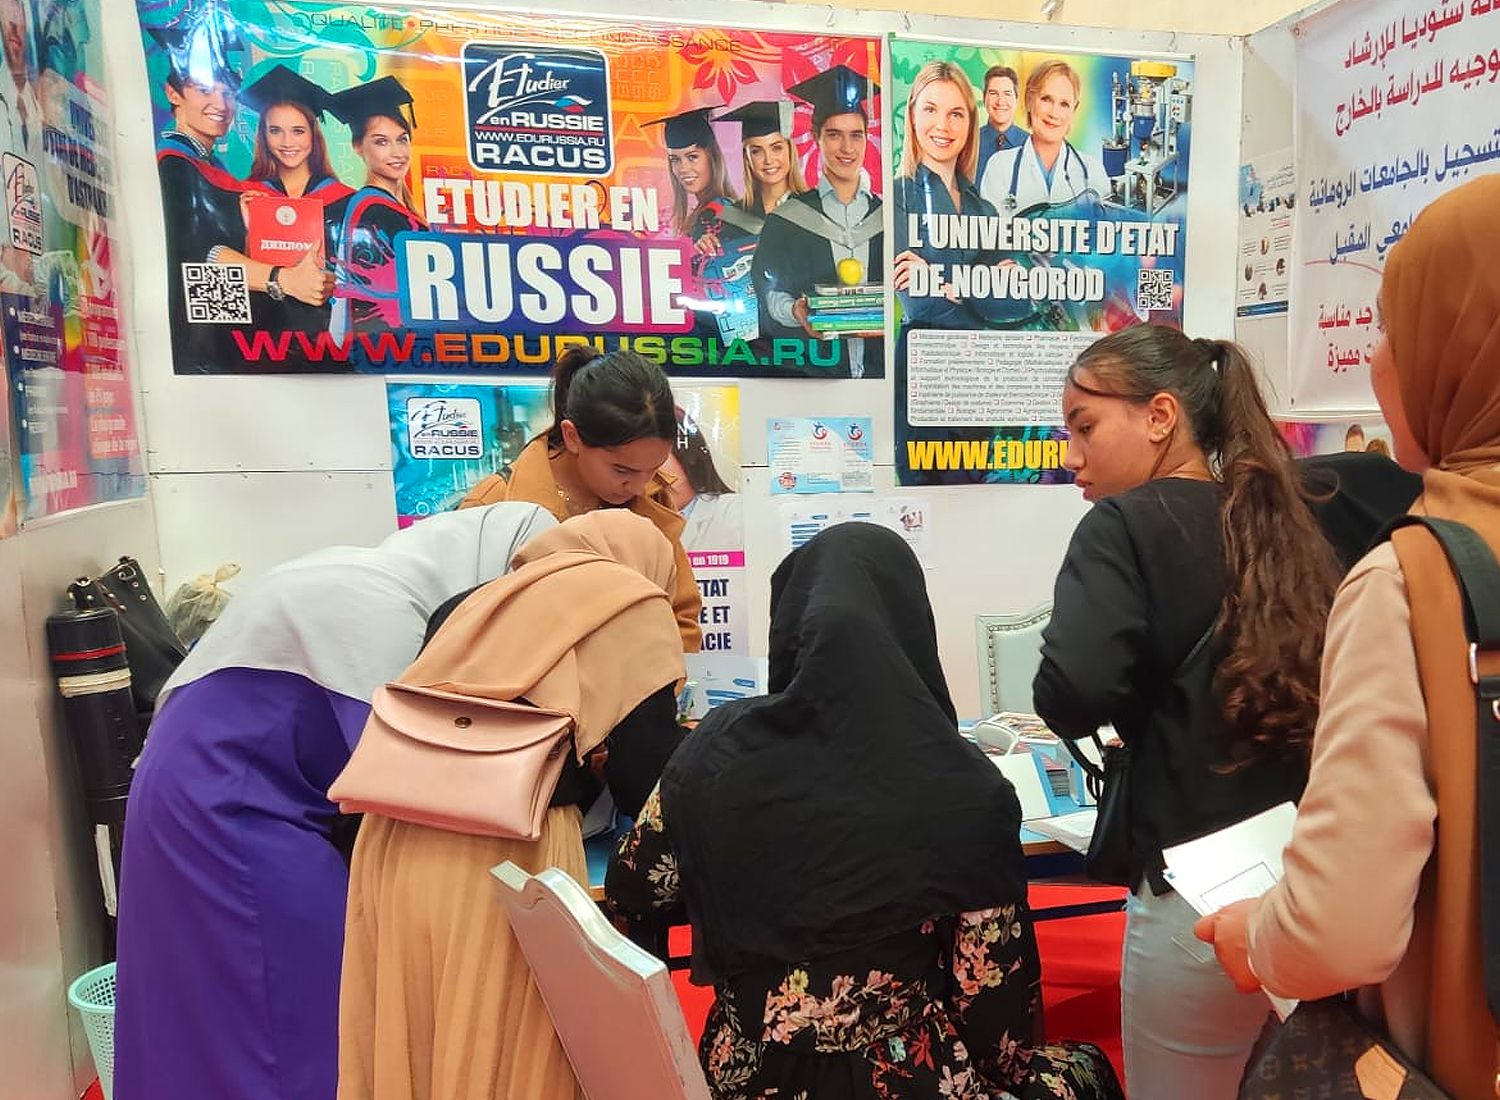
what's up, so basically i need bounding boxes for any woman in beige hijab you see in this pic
[337,510,687,1100]
[1196,175,1500,1098]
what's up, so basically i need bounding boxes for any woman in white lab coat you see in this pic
[979,59,1109,218]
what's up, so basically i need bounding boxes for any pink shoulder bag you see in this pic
[329,683,575,841]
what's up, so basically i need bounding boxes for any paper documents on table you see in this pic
[1026,808,1096,854]
[1161,801,1299,1020]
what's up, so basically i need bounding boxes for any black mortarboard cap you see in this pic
[716,99,796,141]
[145,3,245,91]
[787,65,878,118]
[329,76,417,132]
[644,106,720,149]
[238,64,333,119]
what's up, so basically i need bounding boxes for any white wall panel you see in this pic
[150,471,399,586]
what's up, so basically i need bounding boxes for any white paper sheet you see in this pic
[1161,802,1299,1019]
[990,753,1053,821]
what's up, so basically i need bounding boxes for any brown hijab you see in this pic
[398,510,685,758]
[1385,174,1500,477]
[1384,176,1500,1097]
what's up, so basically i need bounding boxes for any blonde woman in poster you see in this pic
[892,61,1026,330]
[979,59,1108,218]
[728,100,807,223]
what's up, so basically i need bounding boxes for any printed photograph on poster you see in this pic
[1,0,143,526]
[136,3,885,379]
[767,416,874,494]
[669,385,748,655]
[1277,417,1393,459]
[888,38,1194,486]
[670,387,746,560]
[1237,150,1295,318]
[388,381,549,524]
[1289,0,1500,412]
[387,379,749,654]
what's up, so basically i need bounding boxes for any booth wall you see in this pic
[0,502,162,1100]
[0,7,167,1093]
[106,0,1245,723]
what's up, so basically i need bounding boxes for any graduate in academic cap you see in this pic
[751,64,885,378]
[242,65,348,203]
[226,65,348,332]
[325,75,426,341]
[646,105,738,343]
[149,9,259,373]
[683,99,808,345]
[646,105,737,240]
[719,99,807,229]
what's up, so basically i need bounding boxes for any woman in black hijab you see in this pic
[606,523,1122,1100]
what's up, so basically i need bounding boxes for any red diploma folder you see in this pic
[245,195,324,264]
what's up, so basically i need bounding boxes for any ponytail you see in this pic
[1212,340,1340,761]
[545,346,677,451]
[1070,325,1339,763]
[546,345,602,448]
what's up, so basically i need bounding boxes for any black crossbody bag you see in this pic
[1060,622,1218,888]
[1239,516,1500,1099]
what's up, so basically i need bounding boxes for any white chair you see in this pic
[975,605,1052,715]
[492,861,711,1100]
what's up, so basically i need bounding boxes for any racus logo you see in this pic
[462,44,613,176]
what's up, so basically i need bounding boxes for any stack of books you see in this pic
[807,283,884,339]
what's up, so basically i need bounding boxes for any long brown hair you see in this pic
[353,112,414,207]
[669,138,736,236]
[1071,324,1340,761]
[247,101,335,187]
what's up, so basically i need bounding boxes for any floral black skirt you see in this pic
[699,918,1124,1100]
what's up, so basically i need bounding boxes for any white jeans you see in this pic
[1121,882,1272,1098]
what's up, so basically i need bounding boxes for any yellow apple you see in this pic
[836,257,864,286]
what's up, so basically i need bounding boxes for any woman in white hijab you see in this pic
[113,503,554,1100]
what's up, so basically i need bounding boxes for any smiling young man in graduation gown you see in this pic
[751,65,884,379]
[149,16,253,373]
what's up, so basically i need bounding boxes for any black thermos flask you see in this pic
[46,605,144,911]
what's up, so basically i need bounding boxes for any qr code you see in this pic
[1136,268,1175,312]
[183,263,251,324]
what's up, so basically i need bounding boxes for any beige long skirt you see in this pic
[337,807,586,1100]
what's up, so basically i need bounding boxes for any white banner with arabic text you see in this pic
[1290,0,1500,412]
